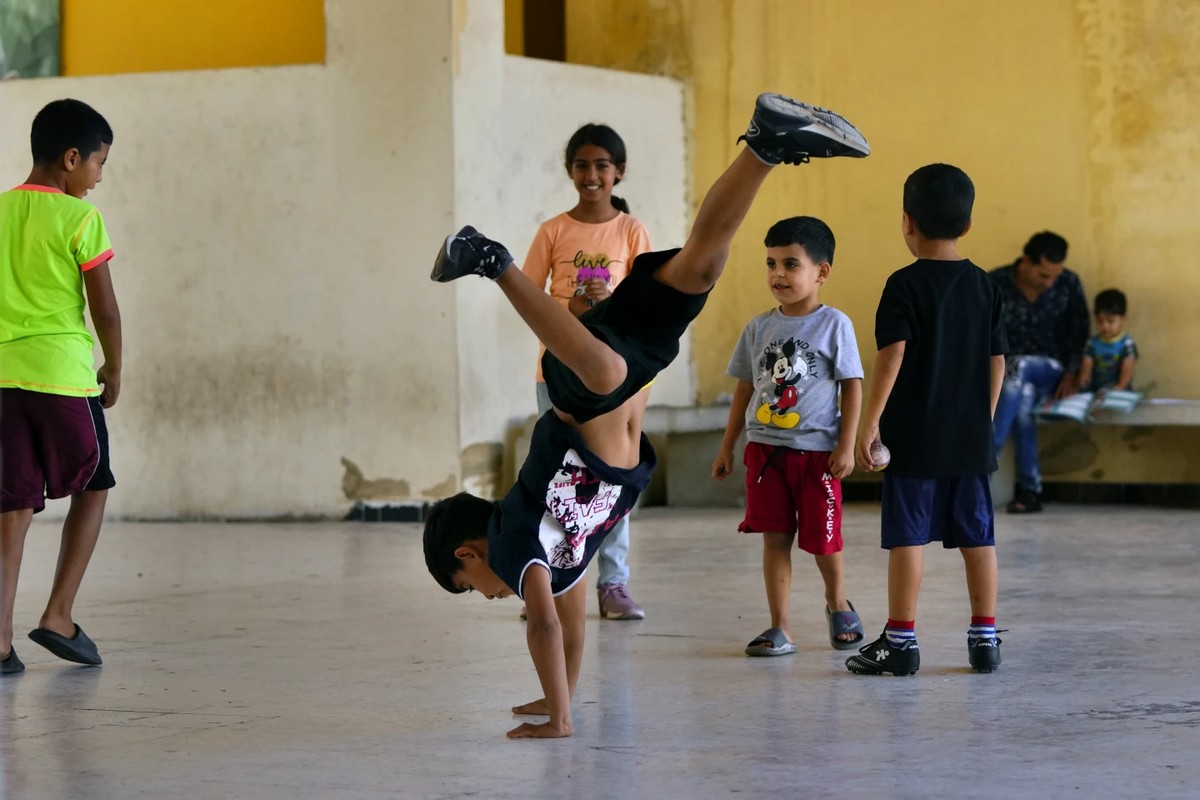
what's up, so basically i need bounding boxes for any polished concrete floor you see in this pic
[1,504,1198,799]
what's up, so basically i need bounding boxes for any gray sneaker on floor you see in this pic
[597,583,645,620]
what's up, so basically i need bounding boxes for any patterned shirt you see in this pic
[1082,333,1137,390]
[488,411,655,598]
[990,260,1089,372]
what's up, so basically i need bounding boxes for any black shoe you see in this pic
[738,92,871,165]
[431,225,514,282]
[845,633,919,676]
[1006,486,1043,514]
[1,646,25,675]
[968,636,1002,672]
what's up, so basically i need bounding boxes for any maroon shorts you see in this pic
[1,388,114,513]
[738,442,843,555]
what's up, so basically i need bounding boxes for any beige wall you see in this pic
[1,1,457,518]
[566,0,1200,484]
[0,0,688,517]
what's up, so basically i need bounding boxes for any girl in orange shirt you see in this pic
[520,124,651,621]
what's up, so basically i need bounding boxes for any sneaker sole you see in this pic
[600,610,646,621]
[430,225,484,282]
[846,664,919,677]
[430,235,455,282]
[757,93,871,158]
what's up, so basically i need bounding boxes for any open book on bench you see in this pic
[1036,390,1144,423]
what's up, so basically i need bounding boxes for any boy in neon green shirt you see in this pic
[1,99,122,674]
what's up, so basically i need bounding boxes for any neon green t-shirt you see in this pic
[0,185,114,397]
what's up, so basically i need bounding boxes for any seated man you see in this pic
[990,231,1089,513]
[423,93,870,739]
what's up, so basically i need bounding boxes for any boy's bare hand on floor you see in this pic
[512,698,549,715]
[507,721,573,739]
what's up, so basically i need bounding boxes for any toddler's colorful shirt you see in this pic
[1083,333,1137,390]
[0,185,113,396]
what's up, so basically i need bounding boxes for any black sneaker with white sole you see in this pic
[431,225,514,282]
[968,636,1002,673]
[845,633,920,676]
[738,92,871,165]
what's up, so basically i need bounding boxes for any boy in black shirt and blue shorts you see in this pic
[424,93,870,738]
[847,164,1008,677]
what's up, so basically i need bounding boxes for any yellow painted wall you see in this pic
[61,0,325,76]
[566,0,1200,483]
[504,0,525,55]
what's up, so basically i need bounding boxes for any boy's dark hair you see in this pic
[1023,231,1068,264]
[902,163,974,240]
[565,123,630,214]
[423,492,495,594]
[763,216,836,265]
[1094,288,1127,316]
[31,99,113,166]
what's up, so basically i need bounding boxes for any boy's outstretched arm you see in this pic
[508,567,573,739]
[856,342,905,471]
[83,262,122,408]
[713,380,753,480]
[831,378,862,478]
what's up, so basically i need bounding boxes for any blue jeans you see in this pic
[992,356,1064,494]
[536,382,631,586]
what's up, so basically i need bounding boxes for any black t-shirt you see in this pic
[488,411,656,598]
[874,259,1008,477]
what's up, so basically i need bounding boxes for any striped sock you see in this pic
[885,619,916,647]
[969,616,997,641]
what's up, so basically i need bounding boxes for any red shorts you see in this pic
[738,442,843,555]
[1,388,108,513]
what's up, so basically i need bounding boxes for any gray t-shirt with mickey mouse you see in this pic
[726,305,863,451]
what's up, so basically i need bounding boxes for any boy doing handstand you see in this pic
[424,93,870,738]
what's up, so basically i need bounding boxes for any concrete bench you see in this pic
[650,401,1200,508]
[512,400,1200,509]
[992,399,1200,504]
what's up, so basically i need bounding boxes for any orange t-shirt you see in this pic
[521,211,651,381]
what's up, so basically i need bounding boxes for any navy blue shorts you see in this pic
[542,248,708,423]
[880,474,994,550]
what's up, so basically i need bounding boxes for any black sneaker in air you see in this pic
[845,633,919,676]
[431,225,514,282]
[968,635,1003,673]
[738,93,871,165]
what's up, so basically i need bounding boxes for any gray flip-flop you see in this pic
[1,647,25,675]
[827,601,864,651]
[28,624,102,666]
[745,627,797,657]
